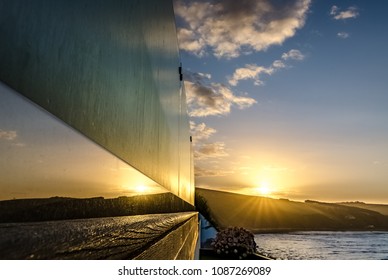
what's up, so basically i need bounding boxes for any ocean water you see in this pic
[254,231,388,260]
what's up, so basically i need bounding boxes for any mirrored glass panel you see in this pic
[0,82,194,223]
[0,0,194,204]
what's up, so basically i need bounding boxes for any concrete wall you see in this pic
[0,0,193,203]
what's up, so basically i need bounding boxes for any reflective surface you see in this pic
[0,0,193,203]
[0,83,195,221]
[0,83,168,200]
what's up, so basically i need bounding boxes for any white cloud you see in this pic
[281,49,305,60]
[174,0,311,58]
[330,5,339,16]
[177,28,206,56]
[337,32,350,39]
[190,121,217,144]
[228,64,274,86]
[0,129,17,141]
[184,70,256,117]
[330,5,359,20]
[272,60,286,69]
[229,49,304,86]
[189,121,230,175]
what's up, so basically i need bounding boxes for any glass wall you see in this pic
[0,82,194,223]
[0,0,194,212]
[0,83,169,200]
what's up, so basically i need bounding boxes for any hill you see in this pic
[0,193,194,223]
[337,202,388,216]
[196,188,388,232]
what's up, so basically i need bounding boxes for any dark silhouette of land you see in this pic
[338,202,388,216]
[0,193,194,223]
[196,188,388,232]
[3,189,388,232]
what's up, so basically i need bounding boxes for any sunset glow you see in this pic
[135,185,148,193]
[256,181,272,196]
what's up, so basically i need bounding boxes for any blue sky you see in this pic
[1,0,387,203]
[175,0,388,203]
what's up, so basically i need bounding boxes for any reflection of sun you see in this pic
[135,185,147,193]
[256,181,272,196]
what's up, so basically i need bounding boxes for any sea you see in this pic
[254,231,388,260]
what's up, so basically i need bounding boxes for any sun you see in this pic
[135,185,148,193]
[256,181,272,196]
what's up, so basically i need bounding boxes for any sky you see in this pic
[1,0,387,204]
[174,0,388,203]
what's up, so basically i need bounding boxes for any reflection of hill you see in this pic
[196,188,388,232]
[0,193,194,223]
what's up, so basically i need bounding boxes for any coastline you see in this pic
[252,228,388,234]
[199,248,272,260]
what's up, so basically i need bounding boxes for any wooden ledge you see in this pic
[0,212,198,260]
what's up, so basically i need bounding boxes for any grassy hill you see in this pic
[337,202,388,216]
[0,193,194,223]
[196,188,388,232]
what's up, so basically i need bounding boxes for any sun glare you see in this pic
[135,185,147,193]
[256,181,272,196]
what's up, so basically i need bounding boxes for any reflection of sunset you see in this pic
[120,184,169,196]
[135,185,147,193]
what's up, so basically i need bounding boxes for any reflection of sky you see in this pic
[0,82,167,200]
[176,0,388,203]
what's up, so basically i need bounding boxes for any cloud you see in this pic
[337,32,350,39]
[228,64,275,86]
[189,120,230,175]
[177,28,206,56]
[0,129,17,141]
[330,5,359,20]
[228,49,304,86]
[194,165,234,177]
[174,0,311,58]
[184,70,256,117]
[11,142,26,147]
[189,121,227,159]
[281,49,305,61]
[194,166,219,177]
[190,121,216,144]
[195,142,229,160]
[330,5,339,16]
